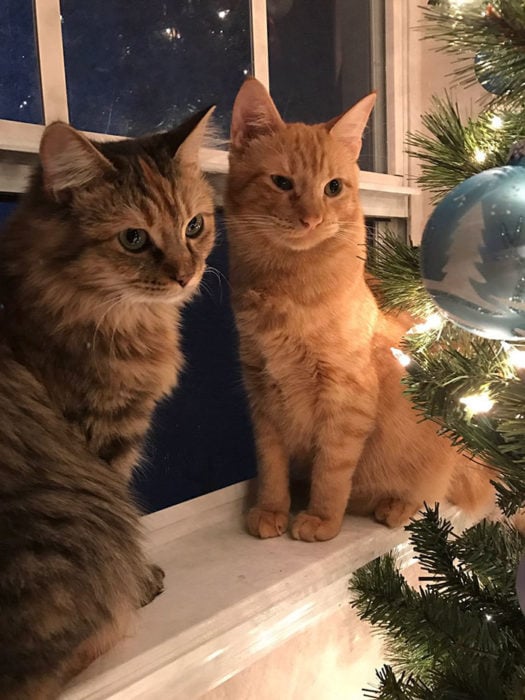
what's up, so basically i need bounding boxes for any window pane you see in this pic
[132,215,256,512]
[0,196,19,225]
[60,0,252,142]
[267,0,386,173]
[0,0,43,124]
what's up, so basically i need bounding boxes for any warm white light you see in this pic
[460,392,494,415]
[407,313,444,335]
[163,27,181,39]
[217,9,230,19]
[391,347,411,368]
[486,614,493,621]
[474,148,487,164]
[506,345,525,370]
[490,114,503,129]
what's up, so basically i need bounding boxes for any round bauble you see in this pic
[421,163,525,340]
[474,52,508,96]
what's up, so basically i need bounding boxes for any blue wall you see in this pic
[0,200,256,512]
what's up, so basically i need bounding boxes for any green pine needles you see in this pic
[423,1,525,110]
[407,95,525,203]
[350,506,525,699]
[351,3,525,696]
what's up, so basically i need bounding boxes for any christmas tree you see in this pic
[351,2,525,696]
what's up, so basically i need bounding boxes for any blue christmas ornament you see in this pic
[421,149,525,340]
[474,51,508,96]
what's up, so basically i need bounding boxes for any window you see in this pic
[0,1,414,511]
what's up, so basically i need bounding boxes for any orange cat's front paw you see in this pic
[291,512,341,542]
[247,507,289,538]
[374,498,420,528]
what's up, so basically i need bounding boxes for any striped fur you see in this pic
[0,109,215,696]
[226,79,494,543]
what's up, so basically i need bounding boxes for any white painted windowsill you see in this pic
[62,481,450,700]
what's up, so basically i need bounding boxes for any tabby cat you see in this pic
[225,78,494,542]
[0,108,215,697]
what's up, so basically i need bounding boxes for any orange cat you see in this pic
[225,78,494,542]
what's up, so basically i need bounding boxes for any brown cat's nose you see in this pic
[164,265,193,287]
[174,274,192,288]
[299,214,322,230]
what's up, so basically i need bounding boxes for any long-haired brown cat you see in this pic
[0,108,215,697]
[225,78,494,543]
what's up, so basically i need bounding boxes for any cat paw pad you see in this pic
[291,512,341,542]
[247,507,289,538]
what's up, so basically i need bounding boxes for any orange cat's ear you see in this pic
[40,122,115,195]
[230,77,284,149]
[176,106,216,166]
[327,93,376,160]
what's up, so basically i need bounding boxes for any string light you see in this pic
[407,312,444,335]
[490,114,503,129]
[217,9,230,19]
[460,392,494,415]
[391,347,411,368]
[504,343,525,370]
[474,148,487,164]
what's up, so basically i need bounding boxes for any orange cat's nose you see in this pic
[299,214,323,230]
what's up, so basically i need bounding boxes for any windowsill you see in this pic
[0,119,418,218]
[62,481,463,700]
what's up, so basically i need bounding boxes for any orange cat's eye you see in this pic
[324,179,343,197]
[271,175,293,191]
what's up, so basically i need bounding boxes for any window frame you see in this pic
[0,0,416,219]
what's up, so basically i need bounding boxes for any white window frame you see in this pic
[0,0,416,220]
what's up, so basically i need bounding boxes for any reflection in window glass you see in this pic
[60,0,252,142]
[267,0,386,173]
[0,0,43,124]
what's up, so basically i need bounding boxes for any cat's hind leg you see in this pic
[374,497,421,528]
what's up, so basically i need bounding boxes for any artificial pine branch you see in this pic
[350,507,525,699]
[422,1,525,108]
[406,95,525,202]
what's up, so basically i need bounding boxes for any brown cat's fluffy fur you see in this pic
[0,109,215,697]
[226,78,494,543]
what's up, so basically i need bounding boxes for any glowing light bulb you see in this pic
[407,313,444,335]
[490,114,503,129]
[217,9,230,19]
[506,345,525,370]
[486,614,493,621]
[460,392,494,415]
[474,148,487,164]
[391,347,411,368]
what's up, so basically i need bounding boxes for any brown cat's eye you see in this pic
[186,214,205,239]
[324,179,343,197]
[271,175,293,191]
[118,228,151,253]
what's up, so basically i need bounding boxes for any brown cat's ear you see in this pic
[230,77,284,149]
[40,122,115,195]
[327,92,376,160]
[175,106,216,166]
